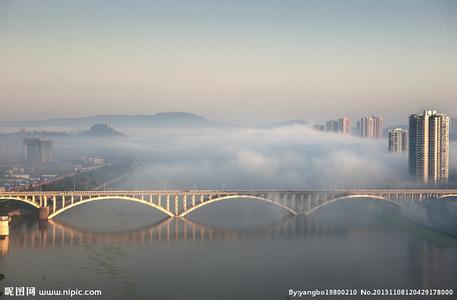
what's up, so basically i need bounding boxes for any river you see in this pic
[1,197,456,299]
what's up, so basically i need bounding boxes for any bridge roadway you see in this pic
[1,189,457,220]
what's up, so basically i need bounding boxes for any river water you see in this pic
[1,198,457,300]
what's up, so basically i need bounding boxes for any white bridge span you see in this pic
[1,189,457,220]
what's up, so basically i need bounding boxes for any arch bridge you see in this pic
[1,189,456,220]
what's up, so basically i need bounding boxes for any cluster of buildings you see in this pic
[0,154,106,192]
[316,117,352,135]
[0,171,58,192]
[313,116,383,139]
[73,156,105,172]
[315,118,352,135]
[388,110,451,183]
[23,138,53,170]
[358,116,383,139]
[0,138,55,190]
[313,110,454,184]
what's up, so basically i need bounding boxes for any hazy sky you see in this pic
[1,0,456,124]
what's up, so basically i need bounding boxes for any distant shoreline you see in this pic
[94,166,143,190]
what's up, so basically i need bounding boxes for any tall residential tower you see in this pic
[325,120,339,132]
[408,110,449,183]
[23,138,53,169]
[338,117,352,135]
[388,128,408,152]
[360,116,383,139]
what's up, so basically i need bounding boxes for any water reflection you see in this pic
[0,236,8,256]
[3,216,418,249]
[2,213,457,299]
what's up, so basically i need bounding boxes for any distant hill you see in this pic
[0,112,221,128]
[80,124,124,137]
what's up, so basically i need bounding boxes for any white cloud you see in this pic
[91,125,415,190]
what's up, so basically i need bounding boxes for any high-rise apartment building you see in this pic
[360,116,383,138]
[23,138,42,167]
[23,138,53,168]
[409,110,449,183]
[325,120,339,132]
[40,140,53,163]
[360,116,373,138]
[388,128,408,152]
[338,117,351,135]
[372,116,383,139]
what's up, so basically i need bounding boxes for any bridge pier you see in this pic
[39,207,49,221]
[53,195,57,213]
[0,216,10,236]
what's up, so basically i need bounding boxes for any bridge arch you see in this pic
[0,196,40,209]
[48,196,174,219]
[48,216,172,238]
[305,194,402,216]
[438,194,457,200]
[179,194,298,217]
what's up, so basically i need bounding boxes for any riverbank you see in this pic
[94,165,143,190]
[40,158,135,191]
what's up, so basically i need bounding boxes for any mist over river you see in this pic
[1,126,457,299]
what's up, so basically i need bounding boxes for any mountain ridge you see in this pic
[0,112,221,128]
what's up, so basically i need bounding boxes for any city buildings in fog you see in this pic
[324,117,352,135]
[40,141,53,163]
[23,138,53,169]
[338,117,352,135]
[388,128,408,152]
[325,120,339,132]
[312,124,325,131]
[409,110,449,183]
[359,116,383,139]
